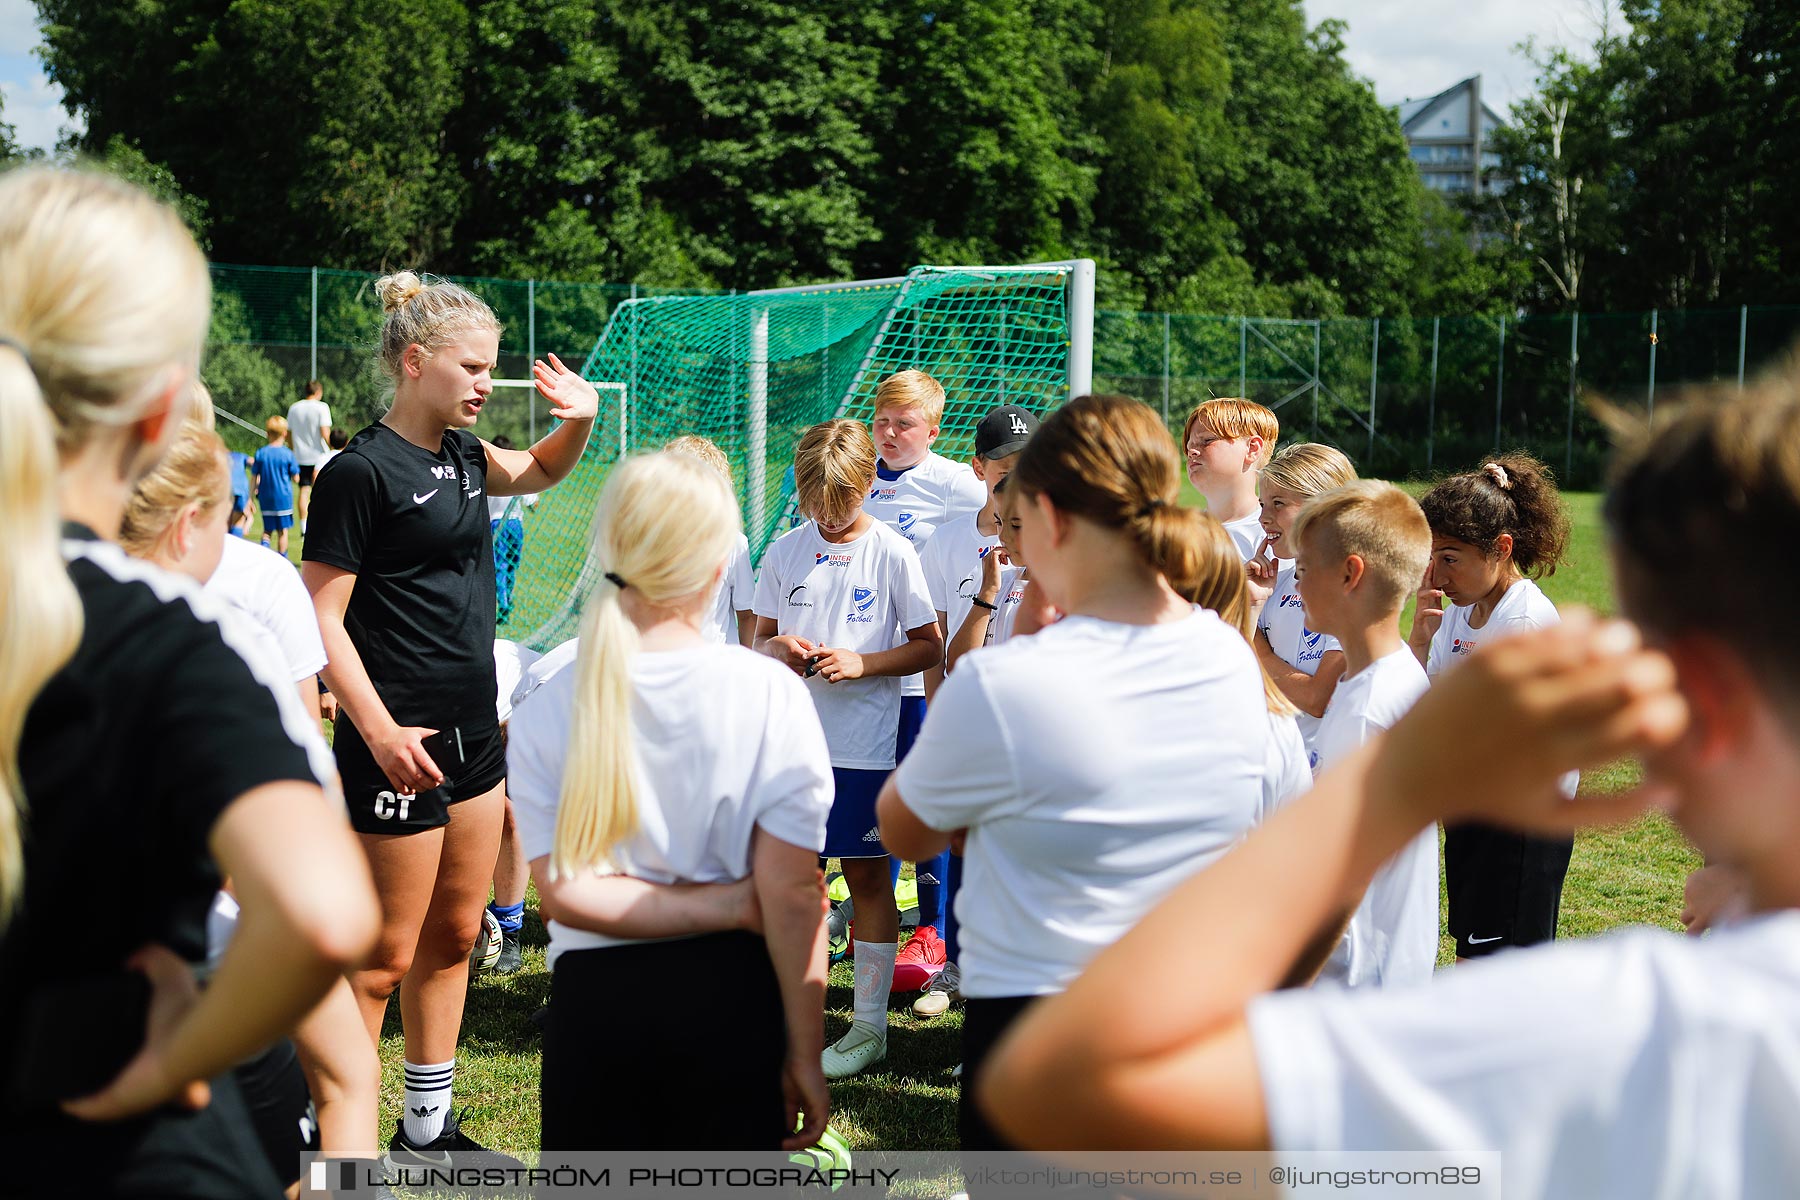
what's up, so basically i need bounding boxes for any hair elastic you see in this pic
[604,571,629,590]
[1482,462,1512,490]
[1136,497,1169,518]
[0,334,32,372]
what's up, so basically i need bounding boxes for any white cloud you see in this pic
[1,5,82,154]
[1301,0,1618,114]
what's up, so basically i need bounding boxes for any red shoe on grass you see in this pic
[892,925,946,992]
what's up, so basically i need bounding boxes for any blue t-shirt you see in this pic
[228,452,252,505]
[254,444,299,513]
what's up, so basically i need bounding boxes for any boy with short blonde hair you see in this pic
[753,418,942,1079]
[252,413,300,555]
[863,371,987,971]
[1183,397,1279,561]
[1291,480,1436,987]
[665,435,755,646]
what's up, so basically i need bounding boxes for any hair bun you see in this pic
[375,271,425,313]
[1482,462,1512,490]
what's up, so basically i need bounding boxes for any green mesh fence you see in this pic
[504,264,1084,650]
[197,261,1800,639]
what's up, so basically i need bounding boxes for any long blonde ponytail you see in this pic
[0,165,212,925]
[0,348,82,922]
[551,451,741,877]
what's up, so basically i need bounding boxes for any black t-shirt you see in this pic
[304,424,499,728]
[0,530,320,1193]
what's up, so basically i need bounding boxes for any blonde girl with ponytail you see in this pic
[0,165,376,1194]
[506,450,834,1153]
[877,392,1271,1151]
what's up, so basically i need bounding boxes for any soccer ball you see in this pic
[469,909,503,974]
[789,1126,853,1188]
[827,898,852,964]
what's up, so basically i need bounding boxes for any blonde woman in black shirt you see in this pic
[304,272,596,1166]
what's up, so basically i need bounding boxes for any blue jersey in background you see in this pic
[254,444,299,514]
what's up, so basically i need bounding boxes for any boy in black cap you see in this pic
[904,403,1041,1016]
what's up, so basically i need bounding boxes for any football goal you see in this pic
[501,260,1096,650]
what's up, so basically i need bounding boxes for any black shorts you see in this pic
[959,995,1037,1152]
[541,931,785,1151]
[335,714,507,835]
[1444,821,1574,958]
[234,1038,316,1187]
[298,464,317,487]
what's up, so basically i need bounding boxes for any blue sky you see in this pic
[2,1,1610,155]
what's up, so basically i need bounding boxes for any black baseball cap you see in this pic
[975,405,1040,459]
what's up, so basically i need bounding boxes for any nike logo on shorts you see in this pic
[1467,934,1505,945]
[413,489,439,504]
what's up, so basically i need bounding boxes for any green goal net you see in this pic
[500,261,1095,651]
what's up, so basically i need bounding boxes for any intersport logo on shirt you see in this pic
[847,587,879,622]
[1452,637,1475,656]
[1278,594,1304,609]
[869,485,898,502]
[815,552,854,567]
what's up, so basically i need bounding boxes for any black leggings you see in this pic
[541,931,787,1151]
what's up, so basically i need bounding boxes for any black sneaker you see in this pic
[383,1110,525,1178]
[493,928,523,975]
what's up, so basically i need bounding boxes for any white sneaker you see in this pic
[821,1021,887,1079]
[912,961,961,1018]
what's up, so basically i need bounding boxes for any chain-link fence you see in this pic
[204,263,1800,489]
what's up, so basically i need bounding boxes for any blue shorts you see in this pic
[896,695,927,763]
[824,767,888,859]
[262,510,294,532]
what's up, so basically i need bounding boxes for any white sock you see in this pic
[402,1058,454,1145]
[851,940,896,1035]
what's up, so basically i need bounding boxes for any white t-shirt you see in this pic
[918,512,999,664]
[1256,563,1343,748]
[507,642,833,962]
[203,534,327,682]
[1250,911,1800,1199]
[896,611,1267,998]
[752,519,937,770]
[286,397,332,467]
[493,639,544,724]
[1261,711,1312,823]
[1310,648,1437,989]
[864,451,985,697]
[990,566,1029,646]
[1221,510,1266,562]
[1428,578,1578,798]
[706,534,756,646]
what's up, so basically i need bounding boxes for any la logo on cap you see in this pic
[1009,413,1029,434]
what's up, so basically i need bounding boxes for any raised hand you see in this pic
[532,352,599,422]
[1373,612,1687,836]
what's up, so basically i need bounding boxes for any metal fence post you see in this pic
[1565,313,1579,481]
[527,279,537,445]
[1427,317,1439,473]
[309,266,318,381]
[1738,304,1748,391]
[1648,308,1659,419]
[1494,316,1506,451]
[1367,318,1380,462]
[1311,320,1321,441]
[1238,316,1247,399]
[1161,312,1171,425]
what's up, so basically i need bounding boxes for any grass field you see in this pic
[266,487,1697,1158]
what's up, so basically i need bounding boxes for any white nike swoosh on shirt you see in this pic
[467,489,482,498]
[413,490,439,504]
[1466,934,1505,944]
